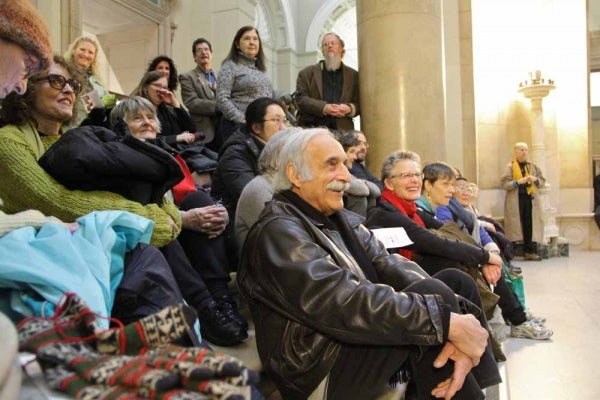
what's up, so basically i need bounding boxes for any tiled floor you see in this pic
[502,250,600,400]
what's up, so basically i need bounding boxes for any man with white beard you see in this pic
[295,33,360,130]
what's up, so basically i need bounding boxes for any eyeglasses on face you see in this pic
[390,172,424,180]
[263,118,290,126]
[34,74,82,94]
[454,185,477,194]
[150,82,168,90]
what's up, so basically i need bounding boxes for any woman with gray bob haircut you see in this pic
[110,96,162,133]
[273,128,332,192]
[380,150,421,181]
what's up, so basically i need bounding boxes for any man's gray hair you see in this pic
[321,32,345,48]
[110,96,161,132]
[380,150,421,181]
[514,141,528,149]
[273,128,333,192]
[258,127,303,175]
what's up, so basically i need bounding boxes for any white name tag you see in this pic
[371,227,413,249]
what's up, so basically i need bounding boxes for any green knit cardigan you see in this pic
[0,122,182,247]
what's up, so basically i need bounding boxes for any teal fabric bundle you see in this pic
[0,210,154,328]
[502,261,526,308]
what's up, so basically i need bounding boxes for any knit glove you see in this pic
[101,93,118,109]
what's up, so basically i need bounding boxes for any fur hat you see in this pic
[0,0,52,74]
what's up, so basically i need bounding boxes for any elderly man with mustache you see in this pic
[238,128,500,400]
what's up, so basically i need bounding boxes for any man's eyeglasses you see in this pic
[34,74,82,94]
[22,55,40,79]
[390,172,424,180]
[263,118,290,127]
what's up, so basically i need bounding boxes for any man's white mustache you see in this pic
[326,180,350,192]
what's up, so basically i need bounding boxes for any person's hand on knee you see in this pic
[431,342,475,399]
[447,313,488,365]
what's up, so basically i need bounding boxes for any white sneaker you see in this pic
[525,309,547,325]
[510,320,553,340]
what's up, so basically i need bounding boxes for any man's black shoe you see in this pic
[216,294,249,330]
[197,301,247,346]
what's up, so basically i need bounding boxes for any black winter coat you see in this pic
[38,125,183,205]
[156,103,196,147]
[210,128,264,217]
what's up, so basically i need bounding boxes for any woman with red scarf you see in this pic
[365,150,497,275]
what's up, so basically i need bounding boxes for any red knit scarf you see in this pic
[380,187,425,260]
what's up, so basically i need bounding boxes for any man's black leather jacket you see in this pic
[238,196,451,399]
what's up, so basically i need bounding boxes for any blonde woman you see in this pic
[63,35,116,129]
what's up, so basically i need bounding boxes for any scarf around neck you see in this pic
[416,195,436,216]
[511,160,536,195]
[278,190,378,283]
[380,188,424,260]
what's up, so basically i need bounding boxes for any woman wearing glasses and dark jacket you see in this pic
[211,97,287,223]
[365,150,495,273]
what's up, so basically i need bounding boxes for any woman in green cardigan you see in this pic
[0,56,181,247]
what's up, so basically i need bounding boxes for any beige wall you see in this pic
[472,0,591,218]
[98,25,159,95]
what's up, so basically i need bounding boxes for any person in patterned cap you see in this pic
[0,0,52,98]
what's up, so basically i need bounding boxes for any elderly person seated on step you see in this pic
[443,178,522,278]
[335,130,380,217]
[131,70,217,186]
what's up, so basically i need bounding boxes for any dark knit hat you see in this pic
[0,0,52,74]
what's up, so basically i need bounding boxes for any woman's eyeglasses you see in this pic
[390,172,424,180]
[263,118,290,127]
[34,74,83,94]
[454,184,477,194]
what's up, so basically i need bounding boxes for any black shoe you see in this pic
[216,294,248,330]
[197,301,247,346]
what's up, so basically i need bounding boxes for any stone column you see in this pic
[356,0,446,170]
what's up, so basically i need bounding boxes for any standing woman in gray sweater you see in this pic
[217,26,273,142]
